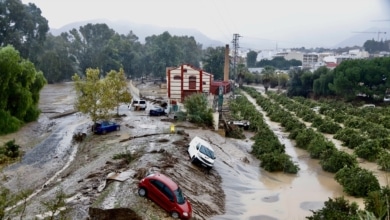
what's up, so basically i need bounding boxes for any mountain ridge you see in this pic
[50,19,390,50]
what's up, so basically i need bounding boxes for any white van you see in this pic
[187,136,216,169]
[131,99,147,110]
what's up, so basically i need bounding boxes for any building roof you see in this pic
[326,62,338,68]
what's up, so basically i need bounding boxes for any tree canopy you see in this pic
[72,68,131,123]
[329,57,390,101]
[0,0,49,63]
[0,45,46,134]
[256,57,302,70]
[202,46,225,80]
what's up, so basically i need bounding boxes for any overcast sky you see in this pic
[21,0,390,50]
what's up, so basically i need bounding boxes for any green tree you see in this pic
[256,57,302,69]
[246,50,258,67]
[287,68,312,97]
[313,66,335,97]
[364,39,390,53]
[237,63,248,87]
[329,58,390,101]
[319,149,357,173]
[306,196,360,220]
[261,66,275,92]
[37,34,76,83]
[0,45,46,134]
[335,166,380,197]
[364,186,390,220]
[144,31,181,79]
[173,35,202,68]
[0,0,49,62]
[104,68,132,115]
[115,31,143,79]
[183,93,213,127]
[74,23,116,74]
[202,46,225,80]
[72,68,116,123]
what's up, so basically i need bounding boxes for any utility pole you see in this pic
[232,33,241,82]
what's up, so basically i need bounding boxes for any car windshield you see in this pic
[173,187,185,204]
[199,145,215,159]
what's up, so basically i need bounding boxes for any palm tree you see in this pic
[261,66,276,92]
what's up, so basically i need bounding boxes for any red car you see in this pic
[138,172,192,219]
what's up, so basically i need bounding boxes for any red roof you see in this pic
[326,62,337,68]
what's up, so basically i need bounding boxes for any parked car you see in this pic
[187,136,216,170]
[138,172,192,219]
[149,107,167,116]
[93,121,120,134]
[131,99,147,110]
[227,120,250,130]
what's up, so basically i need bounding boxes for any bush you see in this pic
[335,166,380,197]
[0,110,22,135]
[183,93,213,127]
[306,196,360,220]
[377,150,390,171]
[259,152,299,174]
[307,137,336,159]
[354,139,382,162]
[317,120,342,134]
[363,186,390,219]
[334,128,366,149]
[320,149,357,173]
[295,128,319,150]
[4,139,20,158]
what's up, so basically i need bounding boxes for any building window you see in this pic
[189,76,196,89]
[202,81,206,85]
[173,75,181,80]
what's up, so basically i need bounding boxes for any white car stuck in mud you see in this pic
[188,136,216,170]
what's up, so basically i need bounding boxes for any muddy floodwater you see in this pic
[1,82,388,220]
[213,90,390,220]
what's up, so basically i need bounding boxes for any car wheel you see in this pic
[138,188,147,197]
[190,156,196,163]
[171,211,179,219]
[102,130,107,135]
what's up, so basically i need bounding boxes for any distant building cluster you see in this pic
[242,48,389,73]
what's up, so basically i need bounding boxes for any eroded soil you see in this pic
[0,82,226,220]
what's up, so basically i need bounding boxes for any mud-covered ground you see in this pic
[3,81,385,220]
[0,82,229,220]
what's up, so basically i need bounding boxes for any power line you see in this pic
[207,0,233,43]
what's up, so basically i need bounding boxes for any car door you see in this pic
[149,180,172,211]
